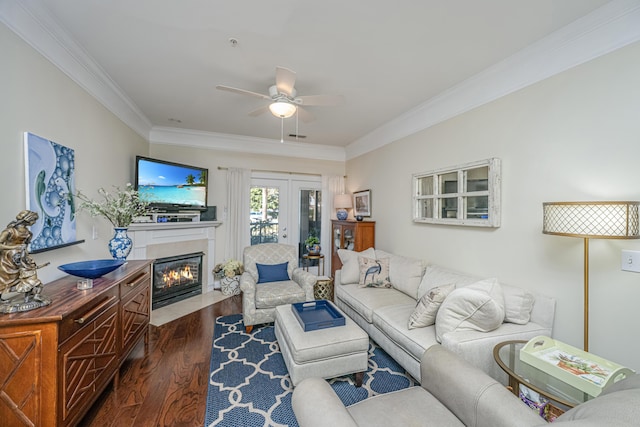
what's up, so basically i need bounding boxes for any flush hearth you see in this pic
[152,251,204,309]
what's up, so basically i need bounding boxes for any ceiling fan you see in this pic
[215,66,343,123]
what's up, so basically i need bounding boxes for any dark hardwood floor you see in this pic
[80,294,243,427]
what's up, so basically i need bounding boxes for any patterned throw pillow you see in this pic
[407,283,455,329]
[358,257,391,288]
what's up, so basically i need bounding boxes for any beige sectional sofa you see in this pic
[293,345,640,427]
[334,248,556,383]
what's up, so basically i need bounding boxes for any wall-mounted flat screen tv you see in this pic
[135,156,208,211]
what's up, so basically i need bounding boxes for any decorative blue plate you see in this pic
[58,259,126,279]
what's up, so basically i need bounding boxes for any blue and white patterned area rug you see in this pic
[205,314,417,427]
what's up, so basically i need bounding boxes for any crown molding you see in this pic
[0,0,152,139]
[149,127,346,162]
[4,1,640,162]
[346,0,640,160]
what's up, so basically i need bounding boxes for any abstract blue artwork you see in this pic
[24,132,78,252]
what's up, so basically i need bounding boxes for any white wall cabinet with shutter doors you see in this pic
[412,158,501,227]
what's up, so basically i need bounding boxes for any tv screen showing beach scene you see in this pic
[135,156,208,210]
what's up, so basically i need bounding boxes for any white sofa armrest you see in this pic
[421,346,543,427]
[292,377,359,427]
[291,267,317,300]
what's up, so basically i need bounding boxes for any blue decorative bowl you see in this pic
[58,259,126,279]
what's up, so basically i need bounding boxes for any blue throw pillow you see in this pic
[256,262,290,284]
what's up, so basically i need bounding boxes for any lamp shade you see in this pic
[269,101,297,118]
[543,201,640,239]
[334,194,353,209]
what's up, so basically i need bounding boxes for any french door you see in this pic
[250,173,322,267]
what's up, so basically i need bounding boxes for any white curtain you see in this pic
[225,168,251,262]
[321,175,345,276]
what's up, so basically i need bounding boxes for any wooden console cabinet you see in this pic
[0,260,152,427]
[330,220,375,278]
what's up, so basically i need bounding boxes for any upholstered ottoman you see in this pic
[274,303,369,386]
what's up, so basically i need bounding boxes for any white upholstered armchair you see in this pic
[240,243,316,333]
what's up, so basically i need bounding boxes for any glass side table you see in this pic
[494,340,593,411]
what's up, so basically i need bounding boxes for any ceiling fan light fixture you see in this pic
[269,101,297,118]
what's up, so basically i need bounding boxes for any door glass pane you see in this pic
[439,172,458,194]
[299,189,322,267]
[465,166,489,192]
[440,196,458,218]
[250,186,279,245]
[416,176,433,196]
[466,196,489,219]
[417,199,433,219]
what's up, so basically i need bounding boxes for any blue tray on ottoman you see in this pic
[291,300,346,332]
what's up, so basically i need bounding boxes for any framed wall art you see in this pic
[353,189,371,217]
[24,132,82,253]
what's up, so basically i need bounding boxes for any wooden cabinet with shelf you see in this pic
[0,260,152,427]
[330,220,375,278]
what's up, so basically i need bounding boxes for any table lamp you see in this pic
[334,194,352,220]
[542,201,640,351]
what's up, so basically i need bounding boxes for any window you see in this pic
[413,158,501,227]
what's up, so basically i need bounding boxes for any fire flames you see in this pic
[161,265,194,287]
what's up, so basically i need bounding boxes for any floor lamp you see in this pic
[542,201,640,352]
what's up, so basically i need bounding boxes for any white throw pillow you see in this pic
[435,279,505,343]
[376,250,425,299]
[465,278,505,314]
[408,284,455,329]
[417,265,479,299]
[502,284,535,324]
[337,247,376,284]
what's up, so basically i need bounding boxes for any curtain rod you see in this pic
[217,166,345,178]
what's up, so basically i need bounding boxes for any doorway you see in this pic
[250,173,322,268]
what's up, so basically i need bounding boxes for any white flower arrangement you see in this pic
[214,259,244,278]
[76,183,149,228]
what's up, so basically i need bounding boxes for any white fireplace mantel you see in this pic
[128,221,221,286]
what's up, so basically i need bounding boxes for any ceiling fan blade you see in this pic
[296,106,315,123]
[216,85,271,100]
[248,105,270,117]
[275,66,296,97]
[296,94,344,106]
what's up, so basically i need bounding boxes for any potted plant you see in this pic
[213,259,243,295]
[76,183,149,260]
[305,235,321,255]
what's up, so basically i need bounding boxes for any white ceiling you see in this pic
[5,0,634,154]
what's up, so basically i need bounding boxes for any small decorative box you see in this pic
[291,300,345,332]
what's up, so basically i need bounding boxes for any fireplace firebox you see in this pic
[152,251,204,309]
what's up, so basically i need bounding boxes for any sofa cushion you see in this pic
[417,265,479,299]
[408,283,456,329]
[338,248,376,284]
[346,386,465,427]
[435,279,505,343]
[358,257,392,288]
[255,280,307,309]
[336,282,415,323]
[373,303,440,363]
[256,261,290,283]
[501,284,535,324]
[375,250,425,299]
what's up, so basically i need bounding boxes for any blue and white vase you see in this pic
[109,227,132,260]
